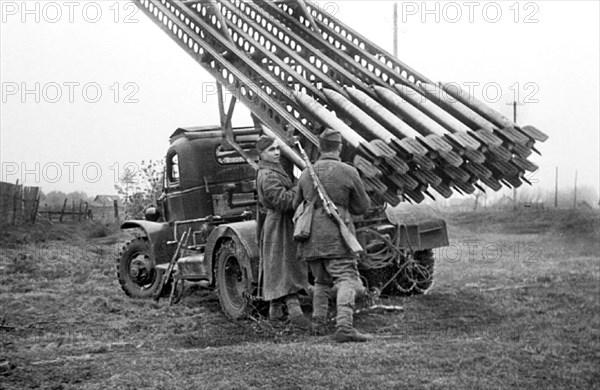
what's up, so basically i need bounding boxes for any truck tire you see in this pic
[215,240,250,319]
[117,237,162,299]
[359,249,435,296]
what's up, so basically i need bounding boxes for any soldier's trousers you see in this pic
[308,258,365,331]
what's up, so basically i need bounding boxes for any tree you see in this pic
[115,160,164,219]
[66,191,91,204]
[44,191,68,208]
[473,190,484,211]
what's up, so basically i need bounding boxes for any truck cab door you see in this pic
[163,149,185,222]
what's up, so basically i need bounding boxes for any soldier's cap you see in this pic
[255,135,276,152]
[319,128,342,143]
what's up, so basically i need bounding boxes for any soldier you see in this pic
[294,128,373,342]
[255,135,310,329]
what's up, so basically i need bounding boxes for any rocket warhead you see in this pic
[353,155,382,179]
[511,142,533,158]
[431,182,453,198]
[439,82,548,148]
[521,125,549,142]
[417,134,453,155]
[472,129,503,147]
[499,126,530,145]
[512,155,538,173]
[411,168,442,187]
[463,162,492,180]
[445,131,481,151]
[487,145,512,162]
[480,177,503,192]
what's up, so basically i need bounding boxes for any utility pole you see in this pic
[507,100,520,210]
[393,3,398,58]
[554,166,558,208]
[573,170,578,209]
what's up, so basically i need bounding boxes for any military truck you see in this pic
[117,123,448,318]
[117,0,546,319]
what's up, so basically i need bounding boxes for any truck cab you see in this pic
[161,126,259,223]
[118,126,265,317]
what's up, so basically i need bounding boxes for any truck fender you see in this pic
[383,208,449,250]
[205,220,259,286]
[120,220,175,265]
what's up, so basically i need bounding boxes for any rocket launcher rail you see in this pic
[252,0,544,189]
[263,1,547,177]
[137,0,547,204]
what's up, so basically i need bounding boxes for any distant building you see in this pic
[89,195,124,221]
[93,195,123,207]
[490,195,545,210]
[521,201,545,210]
[577,200,592,210]
[491,195,513,210]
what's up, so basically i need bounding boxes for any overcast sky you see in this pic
[1,0,598,202]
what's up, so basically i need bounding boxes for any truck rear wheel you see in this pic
[117,237,162,299]
[412,249,435,294]
[215,240,251,319]
[359,249,435,296]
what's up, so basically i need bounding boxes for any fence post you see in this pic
[84,202,90,220]
[21,186,27,222]
[31,188,41,224]
[113,199,119,222]
[78,199,83,222]
[12,180,19,225]
[59,198,67,222]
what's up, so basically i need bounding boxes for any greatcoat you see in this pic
[293,153,370,261]
[256,160,308,301]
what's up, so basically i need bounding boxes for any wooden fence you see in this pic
[42,199,91,222]
[0,181,41,225]
[0,181,123,225]
[87,200,122,223]
[41,199,122,223]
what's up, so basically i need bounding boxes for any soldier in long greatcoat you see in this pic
[256,135,310,328]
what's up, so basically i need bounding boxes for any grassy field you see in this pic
[0,208,598,389]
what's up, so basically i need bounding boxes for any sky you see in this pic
[1,0,598,203]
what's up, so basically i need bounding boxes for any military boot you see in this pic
[286,294,311,330]
[333,328,374,343]
[311,283,331,335]
[311,283,330,321]
[332,281,373,342]
[268,300,285,322]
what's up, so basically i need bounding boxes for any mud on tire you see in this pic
[215,240,251,319]
[117,237,163,299]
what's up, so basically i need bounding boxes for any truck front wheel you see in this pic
[215,240,251,319]
[117,237,162,299]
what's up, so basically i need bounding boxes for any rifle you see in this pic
[295,141,364,255]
